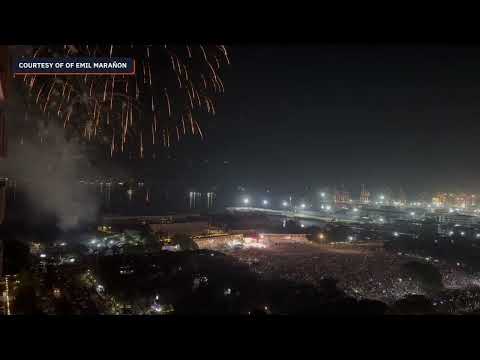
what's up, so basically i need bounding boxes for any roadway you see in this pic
[226,206,336,222]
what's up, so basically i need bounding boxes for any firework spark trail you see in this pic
[20,44,229,156]
[164,89,171,118]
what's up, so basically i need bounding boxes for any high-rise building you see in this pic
[360,184,370,204]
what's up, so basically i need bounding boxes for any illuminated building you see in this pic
[432,192,476,209]
[466,194,476,209]
[334,186,351,205]
[360,184,370,204]
[434,211,479,226]
[384,187,393,204]
[432,194,445,207]
[456,194,476,209]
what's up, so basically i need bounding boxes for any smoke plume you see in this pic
[2,95,102,230]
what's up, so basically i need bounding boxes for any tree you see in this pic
[306,226,324,243]
[284,220,302,233]
[171,234,198,251]
[142,228,159,250]
[324,225,350,243]
[390,295,436,314]
[402,261,443,293]
[3,238,30,274]
[13,271,42,314]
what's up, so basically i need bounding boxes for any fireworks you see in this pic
[18,44,230,157]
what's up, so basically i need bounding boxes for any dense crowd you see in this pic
[226,242,480,304]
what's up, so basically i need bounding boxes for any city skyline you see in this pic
[4,41,480,316]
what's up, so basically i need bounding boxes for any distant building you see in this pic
[335,186,351,205]
[397,187,407,205]
[432,193,449,207]
[189,191,201,209]
[432,193,476,209]
[457,194,476,209]
[195,234,244,249]
[206,192,215,209]
[257,233,308,244]
[360,184,370,204]
[362,206,409,223]
[149,221,212,236]
[433,211,479,226]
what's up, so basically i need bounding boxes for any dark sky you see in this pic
[13,44,479,197]
[177,44,480,196]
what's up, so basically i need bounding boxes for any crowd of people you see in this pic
[226,242,480,305]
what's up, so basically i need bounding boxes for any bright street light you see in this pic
[262,200,268,206]
[320,192,326,198]
[282,201,288,207]
[300,203,306,209]
[243,198,250,205]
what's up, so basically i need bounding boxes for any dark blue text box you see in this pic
[13,58,135,75]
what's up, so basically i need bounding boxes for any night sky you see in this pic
[42,44,480,197]
[179,44,480,196]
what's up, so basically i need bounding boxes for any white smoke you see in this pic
[2,104,101,231]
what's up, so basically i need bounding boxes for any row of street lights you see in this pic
[242,197,334,211]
